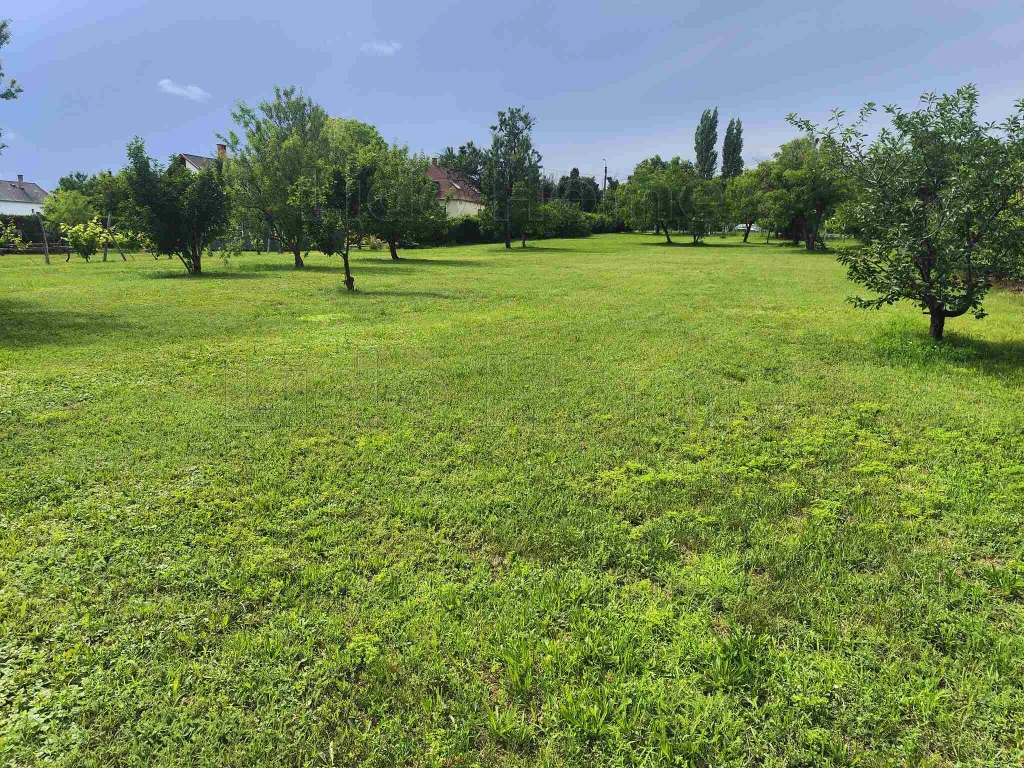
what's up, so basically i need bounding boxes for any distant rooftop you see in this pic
[0,178,49,204]
[426,162,481,204]
[179,153,217,171]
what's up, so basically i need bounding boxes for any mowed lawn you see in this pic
[2,234,1023,766]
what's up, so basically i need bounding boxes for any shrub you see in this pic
[478,210,505,243]
[539,200,592,239]
[1,220,24,251]
[585,212,621,234]
[447,214,483,244]
[0,214,43,243]
[64,218,112,261]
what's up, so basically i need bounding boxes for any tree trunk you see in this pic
[929,312,946,340]
[504,221,511,250]
[806,210,823,251]
[743,224,751,243]
[36,213,50,265]
[520,231,527,248]
[294,246,304,268]
[192,240,202,275]
[341,250,355,291]
[388,237,399,260]
[664,226,672,245]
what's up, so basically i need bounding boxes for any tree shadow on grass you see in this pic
[144,270,269,279]
[353,257,494,267]
[231,262,342,274]
[946,335,1024,379]
[637,240,775,250]
[872,320,1024,380]
[353,289,469,301]
[0,299,125,348]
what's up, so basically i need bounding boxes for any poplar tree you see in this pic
[694,107,719,180]
[722,118,744,179]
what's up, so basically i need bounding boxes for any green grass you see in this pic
[2,234,1023,766]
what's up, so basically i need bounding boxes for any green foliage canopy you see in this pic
[725,169,763,241]
[43,189,97,229]
[722,118,744,180]
[359,142,446,259]
[221,86,333,268]
[791,84,1024,339]
[481,107,542,249]
[694,107,719,180]
[124,137,230,275]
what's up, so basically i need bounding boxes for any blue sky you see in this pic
[2,0,1022,189]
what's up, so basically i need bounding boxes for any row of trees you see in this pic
[610,87,1024,339]
[41,88,456,285]
[24,72,1024,340]
[608,105,843,248]
[720,136,846,249]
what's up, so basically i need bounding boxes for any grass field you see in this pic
[2,233,1023,766]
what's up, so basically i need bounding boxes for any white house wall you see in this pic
[0,200,42,216]
[445,199,484,218]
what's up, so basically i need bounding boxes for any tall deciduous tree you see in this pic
[438,141,485,189]
[124,138,230,275]
[556,168,601,212]
[792,85,1024,340]
[481,107,542,250]
[221,86,331,268]
[694,107,719,180]
[767,137,846,250]
[308,117,383,289]
[56,171,94,194]
[722,118,744,179]
[685,178,724,243]
[42,190,96,229]
[360,142,446,259]
[725,168,763,242]
[621,156,693,243]
[0,18,23,155]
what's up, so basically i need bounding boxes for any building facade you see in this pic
[0,175,48,215]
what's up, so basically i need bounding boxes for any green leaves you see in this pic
[694,107,719,180]
[794,84,1024,337]
[722,118,744,180]
[481,107,543,247]
[221,87,334,264]
[123,137,230,274]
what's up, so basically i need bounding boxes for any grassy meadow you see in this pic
[1,233,1023,766]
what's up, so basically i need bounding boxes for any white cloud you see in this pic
[158,78,211,102]
[360,40,402,56]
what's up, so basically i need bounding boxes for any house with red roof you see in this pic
[426,159,484,217]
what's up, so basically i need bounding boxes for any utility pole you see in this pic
[602,158,607,193]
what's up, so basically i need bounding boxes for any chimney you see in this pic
[17,174,23,186]
[216,143,227,158]
[431,157,438,167]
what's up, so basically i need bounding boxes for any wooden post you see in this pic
[103,212,111,260]
[36,212,50,265]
